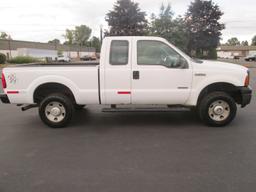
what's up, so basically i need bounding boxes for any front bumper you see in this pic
[0,94,10,104]
[238,87,252,108]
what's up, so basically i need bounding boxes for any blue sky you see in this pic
[0,0,255,44]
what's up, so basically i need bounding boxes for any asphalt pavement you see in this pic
[0,68,256,192]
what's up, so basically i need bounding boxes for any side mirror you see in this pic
[178,56,188,69]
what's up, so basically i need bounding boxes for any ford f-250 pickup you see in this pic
[0,36,252,128]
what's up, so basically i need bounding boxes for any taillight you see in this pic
[244,71,250,87]
[1,72,6,89]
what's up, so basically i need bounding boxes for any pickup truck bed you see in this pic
[2,63,101,105]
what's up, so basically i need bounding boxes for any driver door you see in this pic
[131,40,193,105]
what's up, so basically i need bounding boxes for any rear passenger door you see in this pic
[103,38,132,104]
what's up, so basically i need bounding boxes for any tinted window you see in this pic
[137,40,186,68]
[110,40,129,65]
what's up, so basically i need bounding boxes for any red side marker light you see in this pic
[7,91,19,94]
[118,91,131,95]
[1,72,6,89]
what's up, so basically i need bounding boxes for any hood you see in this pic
[194,60,248,73]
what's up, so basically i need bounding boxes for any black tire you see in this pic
[39,93,74,128]
[74,104,86,110]
[197,92,237,127]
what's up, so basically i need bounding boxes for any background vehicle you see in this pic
[233,53,241,60]
[80,55,97,61]
[57,56,71,62]
[0,36,252,128]
[245,55,256,61]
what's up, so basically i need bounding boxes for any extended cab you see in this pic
[0,36,252,128]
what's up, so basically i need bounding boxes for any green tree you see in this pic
[241,40,249,46]
[0,53,7,64]
[57,50,63,57]
[74,25,92,47]
[149,4,174,35]
[251,35,256,46]
[105,0,148,36]
[185,0,225,59]
[226,37,240,46]
[63,29,75,45]
[88,36,101,52]
[150,4,189,51]
[0,32,10,39]
[48,39,60,44]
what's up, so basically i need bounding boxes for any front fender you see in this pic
[186,75,244,106]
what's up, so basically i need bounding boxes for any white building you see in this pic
[217,46,256,59]
[0,39,96,60]
[18,48,58,60]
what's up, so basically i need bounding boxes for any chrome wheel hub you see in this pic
[51,107,61,116]
[213,106,224,115]
[208,100,230,122]
[45,102,66,123]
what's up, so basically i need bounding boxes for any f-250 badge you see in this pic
[8,74,17,84]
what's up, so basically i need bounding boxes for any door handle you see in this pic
[133,71,140,80]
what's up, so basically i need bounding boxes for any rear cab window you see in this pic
[110,40,129,65]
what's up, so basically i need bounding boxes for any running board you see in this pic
[102,107,190,113]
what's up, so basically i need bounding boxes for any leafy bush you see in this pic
[195,48,217,60]
[57,50,63,57]
[8,56,39,64]
[0,53,6,64]
[208,48,217,60]
[195,50,204,59]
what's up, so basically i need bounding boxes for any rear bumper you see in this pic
[0,94,10,104]
[238,87,252,108]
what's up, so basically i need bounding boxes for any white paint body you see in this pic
[2,36,248,107]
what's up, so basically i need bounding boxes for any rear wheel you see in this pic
[39,94,74,128]
[198,92,237,127]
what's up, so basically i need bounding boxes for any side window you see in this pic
[137,40,187,68]
[110,40,129,65]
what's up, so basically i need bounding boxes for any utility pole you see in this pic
[100,25,103,45]
[8,35,12,59]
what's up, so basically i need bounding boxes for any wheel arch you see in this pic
[33,82,77,104]
[196,82,242,106]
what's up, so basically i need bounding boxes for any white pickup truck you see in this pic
[0,36,252,128]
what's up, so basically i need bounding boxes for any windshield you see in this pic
[163,39,204,64]
[165,40,203,64]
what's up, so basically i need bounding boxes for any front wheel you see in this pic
[198,92,237,127]
[39,94,74,128]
